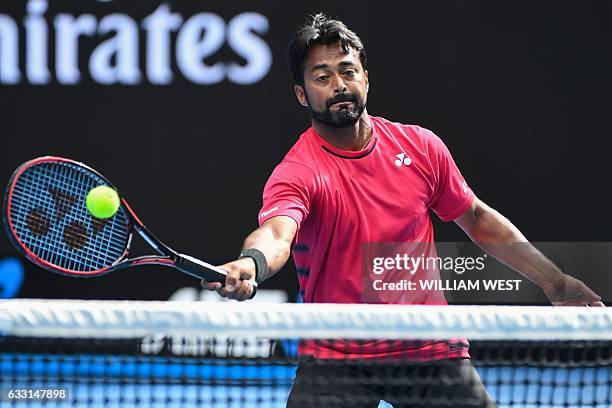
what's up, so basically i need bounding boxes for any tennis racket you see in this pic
[3,156,255,292]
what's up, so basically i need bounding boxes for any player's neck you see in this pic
[312,111,372,151]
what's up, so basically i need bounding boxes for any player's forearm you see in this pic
[242,226,292,278]
[462,205,564,291]
[211,217,295,299]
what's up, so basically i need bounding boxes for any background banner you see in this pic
[1,0,610,302]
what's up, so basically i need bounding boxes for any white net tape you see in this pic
[1,299,611,340]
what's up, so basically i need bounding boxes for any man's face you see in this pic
[295,43,369,128]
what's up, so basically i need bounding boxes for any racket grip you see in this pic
[175,254,258,292]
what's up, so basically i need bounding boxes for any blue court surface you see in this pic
[1,354,610,408]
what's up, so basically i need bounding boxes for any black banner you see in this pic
[1,1,611,303]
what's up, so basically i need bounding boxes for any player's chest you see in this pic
[313,149,433,219]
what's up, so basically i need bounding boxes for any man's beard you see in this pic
[306,92,366,128]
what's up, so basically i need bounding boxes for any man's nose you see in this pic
[331,74,347,94]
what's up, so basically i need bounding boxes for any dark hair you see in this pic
[288,13,367,86]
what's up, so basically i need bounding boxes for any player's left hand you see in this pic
[543,274,605,306]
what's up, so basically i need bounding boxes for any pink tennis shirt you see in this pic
[258,116,474,360]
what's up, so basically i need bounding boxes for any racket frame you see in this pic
[3,156,240,286]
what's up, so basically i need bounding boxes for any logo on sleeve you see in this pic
[394,153,412,167]
[259,206,279,219]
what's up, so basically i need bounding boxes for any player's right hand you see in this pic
[201,257,256,301]
[543,273,605,307]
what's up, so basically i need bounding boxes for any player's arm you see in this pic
[454,196,604,306]
[201,216,297,301]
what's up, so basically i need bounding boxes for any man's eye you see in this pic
[317,76,329,81]
[344,70,356,77]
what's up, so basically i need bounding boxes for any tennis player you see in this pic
[201,14,604,407]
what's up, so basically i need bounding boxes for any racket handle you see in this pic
[175,254,258,293]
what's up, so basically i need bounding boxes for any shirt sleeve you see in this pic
[258,161,314,229]
[421,127,475,222]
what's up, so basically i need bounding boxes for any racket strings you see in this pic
[8,161,130,272]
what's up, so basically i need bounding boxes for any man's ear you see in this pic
[294,85,308,107]
[364,70,369,93]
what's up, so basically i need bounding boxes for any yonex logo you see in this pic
[394,153,412,167]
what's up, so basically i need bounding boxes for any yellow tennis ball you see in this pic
[86,185,120,219]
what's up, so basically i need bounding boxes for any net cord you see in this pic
[1,299,611,341]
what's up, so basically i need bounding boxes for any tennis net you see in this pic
[0,300,611,407]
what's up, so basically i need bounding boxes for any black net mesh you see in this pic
[1,333,611,407]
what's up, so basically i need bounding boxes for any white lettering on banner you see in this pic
[0,15,19,83]
[90,14,141,84]
[25,0,50,84]
[176,12,225,84]
[54,14,97,84]
[226,12,272,85]
[142,4,182,85]
[0,0,273,85]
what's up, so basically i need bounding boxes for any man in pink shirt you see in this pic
[201,13,603,407]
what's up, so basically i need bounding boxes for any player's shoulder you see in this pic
[371,116,439,146]
[268,128,319,182]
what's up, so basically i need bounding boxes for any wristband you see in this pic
[239,248,269,285]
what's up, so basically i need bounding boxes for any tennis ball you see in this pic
[86,185,120,219]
